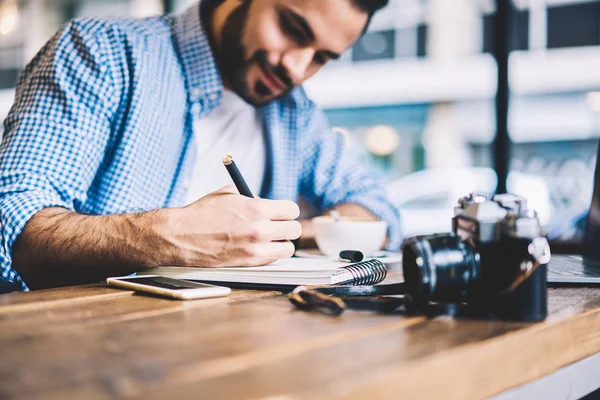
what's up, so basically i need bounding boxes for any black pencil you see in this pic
[222,155,254,198]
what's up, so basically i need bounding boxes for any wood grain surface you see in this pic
[1,270,599,399]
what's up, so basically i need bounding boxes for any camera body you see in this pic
[402,193,551,321]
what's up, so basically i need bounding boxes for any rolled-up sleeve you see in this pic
[299,105,403,251]
[0,19,116,292]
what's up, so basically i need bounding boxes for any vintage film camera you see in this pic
[402,193,551,321]
[290,193,550,321]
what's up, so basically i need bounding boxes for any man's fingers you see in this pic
[251,241,296,260]
[256,199,300,221]
[250,220,302,242]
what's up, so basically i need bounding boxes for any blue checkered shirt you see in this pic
[0,3,402,292]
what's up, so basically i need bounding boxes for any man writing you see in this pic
[0,0,401,292]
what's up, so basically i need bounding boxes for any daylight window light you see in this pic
[365,125,400,156]
[586,92,600,113]
[0,0,19,36]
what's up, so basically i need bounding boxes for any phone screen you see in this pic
[118,276,213,290]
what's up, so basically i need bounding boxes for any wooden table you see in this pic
[2,270,600,399]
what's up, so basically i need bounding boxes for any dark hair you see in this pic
[349,0,389,33]
[350,0,389,14]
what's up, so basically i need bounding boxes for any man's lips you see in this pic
[259,63,286,93]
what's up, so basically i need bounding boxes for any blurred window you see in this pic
[416,24,427,58]
[482,8,529,53]
[174,0,196,13]
[401,192,449,208]
[352,30,395,62]
[0,67,18,89]
[0,45,22,89]
[547,1,600,49]
[75,0,131,18]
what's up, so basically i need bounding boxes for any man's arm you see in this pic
[297,104,402,250]
[13,187,300,290]
[12,208,164,289]
[1,20,300,292]
[0,19,119,292]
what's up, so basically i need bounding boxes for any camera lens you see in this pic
[402,234,480,304]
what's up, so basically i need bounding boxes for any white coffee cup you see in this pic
[312,216,388,258]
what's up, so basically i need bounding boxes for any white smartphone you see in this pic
[106,275,231,300]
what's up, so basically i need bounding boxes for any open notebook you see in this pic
[139,258,387,286]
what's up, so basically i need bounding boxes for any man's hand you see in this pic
[165,186,301,267]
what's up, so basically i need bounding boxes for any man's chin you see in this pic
[250,80,293,105]
[253,89,295,106]
[238,90,279,107]
[229,79,289,107]
[238,92,271,107]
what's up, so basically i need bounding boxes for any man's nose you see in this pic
[281,48,315,85]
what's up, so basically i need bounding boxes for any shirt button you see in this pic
[191,103,203,114]
[183,179,190,189]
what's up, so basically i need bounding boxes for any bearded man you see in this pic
[0,0,401,292]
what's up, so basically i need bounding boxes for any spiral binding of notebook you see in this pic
[331,259,387,285]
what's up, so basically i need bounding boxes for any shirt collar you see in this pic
[173,1,223,110]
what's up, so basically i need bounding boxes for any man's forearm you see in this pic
[297,203,378,249]
[12,202,376,288]
[11,187,303,290]
[12,207,175,289]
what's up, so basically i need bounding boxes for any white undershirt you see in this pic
[185,89,266,205]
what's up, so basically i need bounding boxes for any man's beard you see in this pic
[219,1,294,106]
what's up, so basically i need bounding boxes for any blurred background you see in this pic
[0,0,599,239]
